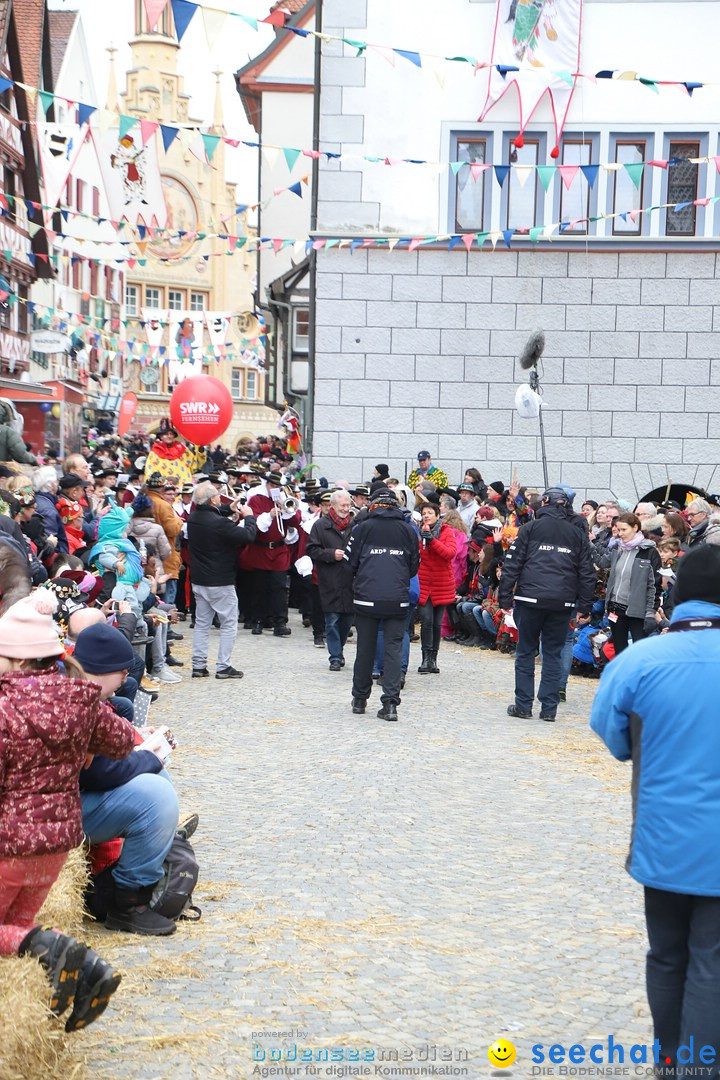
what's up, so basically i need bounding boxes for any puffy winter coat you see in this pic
[306,512,354,613]
[0,669,135,857]
[0,421,36,465]
[498,504,595,615]
[345,506,420,618]
[146,489,183,578]
[418,523,458,606]
[591,599,720,895]
[128,515,172,563]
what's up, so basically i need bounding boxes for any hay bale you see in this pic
[0,849,90,1079]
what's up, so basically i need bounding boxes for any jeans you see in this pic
[420,599,445,654]
[192,583,239,672]
[324,612,353,662]
[481,609,498,639]
[373,610,412,675]
[353,613,406,706]
[513,604,572,715]
[108,694,135,723]
[127,653,145,691]
[149,619,169,674]
[163,578,178,606]
[645,886,720,1079]
[81,771,179,890]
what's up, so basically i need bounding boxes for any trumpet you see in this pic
[279,486,300,514]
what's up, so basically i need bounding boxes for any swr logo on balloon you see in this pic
[178,401,221,420]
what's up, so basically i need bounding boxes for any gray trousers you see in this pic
[191,584,239,672]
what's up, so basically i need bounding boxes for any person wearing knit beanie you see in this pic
[0,590,64,663]
[372,464,390,481]
[671,545,720,607]
[72,624,135,701]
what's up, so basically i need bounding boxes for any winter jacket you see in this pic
[590,599,720,895]
[144,439,205,488]
[688,517,720,546]
[344,506,420,618]
[306,513,355,614]
[35,491,69,554]
[418,523,458,606]
[498,504,596,615]
[604,539,660,620]
[146,489,183,578]
[0,669,135,857]
[187,503,258,586]
[128,515,172,563]
[0,422,36,465]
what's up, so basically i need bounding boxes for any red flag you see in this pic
[117,392,138,437]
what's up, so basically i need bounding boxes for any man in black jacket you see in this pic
[187,481,257,680]
[344,490,419,722]
[306,489,355,671]
[498,486,595,722]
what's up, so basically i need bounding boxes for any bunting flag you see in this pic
[168,312,205,383]
[205,311,231,357]
[91,126,167,227]
[144,0,169,31]
[142,308,167,355]
[170,0,199,42]
[480,0,583,157]
[37,123,88,223]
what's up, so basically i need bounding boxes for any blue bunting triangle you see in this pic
[170,0,197,42]
[160,124,179,153]
[78,103,96,127]
[581,164,599,188]
[502,229,514,249]
[394,49,422,67]
[494,165,510,188]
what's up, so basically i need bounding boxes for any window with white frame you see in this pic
[455,138,487,232]
[145,286,162,309]
[612,139,646,235]
[246,370,258,399]
[507,138,541,229]
[293,307,309,353]
[168,289,184,311]
[665,141,700,236]
[125,284,139,317]
[231,368,242,398]
[190,292,207,312]
[559,139,592,234]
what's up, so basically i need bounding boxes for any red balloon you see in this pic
[169,376,233,445]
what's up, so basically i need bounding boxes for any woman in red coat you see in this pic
[417,502,457,674]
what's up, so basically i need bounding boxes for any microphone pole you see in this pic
[528,364,549,490]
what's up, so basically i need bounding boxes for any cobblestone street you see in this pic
[77,618,650,1079]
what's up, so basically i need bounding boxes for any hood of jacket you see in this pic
[536,504,572,523]
[368,505,404,521]
[670,599,720,624]
[0,668,102,750]
[98,504,133,543]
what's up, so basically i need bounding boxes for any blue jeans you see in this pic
[481,609,498,638]
[373,610,412,675]
[513,604,572,715]
[163,579,178,606]
[81,771,179,889]
[108,694,135,724]
[324,612,353,663]
[117,674,139,703]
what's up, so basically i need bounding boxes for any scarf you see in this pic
[329,507,351,532]
[150,440,187,461]
[423,518,443,542]
[618,532,647,553]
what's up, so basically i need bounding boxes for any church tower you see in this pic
[118,2,272,442]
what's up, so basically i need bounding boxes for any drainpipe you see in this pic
[306,0,323,458]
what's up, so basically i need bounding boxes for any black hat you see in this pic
[671,546,720,607]
[158,419,178,437]
[59,473,89,490]
[209,471,228,485]
[350,484,370,498]
[369,479,389,495]
[489,481,505,497]
[73,622,135,675]
[374,463,389,479]
[266,470,284,486]
[146,471,165,489]
[417,450,431,461]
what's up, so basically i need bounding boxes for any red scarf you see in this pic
[329,507,351,532]
[150,439,187,461]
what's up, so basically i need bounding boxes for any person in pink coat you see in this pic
[417,502,458,674]
[439,509,470,642]
[0,591,135,1032]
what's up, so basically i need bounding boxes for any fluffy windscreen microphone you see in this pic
[519,329,545,370]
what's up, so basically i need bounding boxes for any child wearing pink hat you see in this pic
[0,590,135,1031]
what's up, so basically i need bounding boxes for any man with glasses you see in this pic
[686,499,720,546]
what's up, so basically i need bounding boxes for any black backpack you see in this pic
[149,836,201,921]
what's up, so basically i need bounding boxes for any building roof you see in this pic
[11,0,49,122]
[47,8,77,86]
[235,0,315,131]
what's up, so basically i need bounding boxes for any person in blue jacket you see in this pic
[590,545,720,1076]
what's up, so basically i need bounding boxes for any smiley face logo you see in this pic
[488,1039,516,1069]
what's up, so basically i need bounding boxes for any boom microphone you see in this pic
[519,329,545,370]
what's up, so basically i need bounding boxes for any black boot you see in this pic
[273,622,292,637]
[64,948,122,1032]
[351,697,366,714]
[429,652,440,673]
[377,702,398,721]
[418,650,432,674]
[105,885,176,937]
[18,926,87,1016]
[251,620,263,635]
